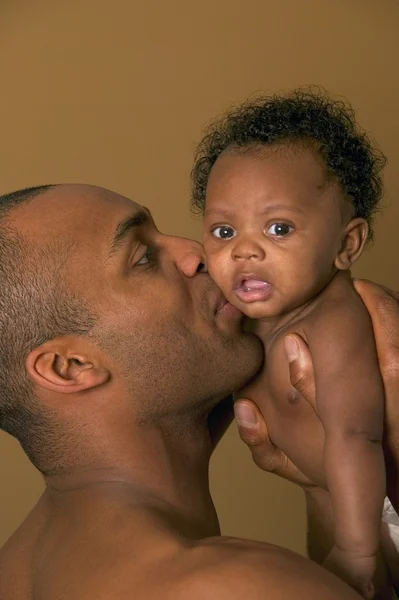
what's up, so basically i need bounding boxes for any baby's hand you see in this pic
[323,545,375,599]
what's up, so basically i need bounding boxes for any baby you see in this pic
[192,90,387,598]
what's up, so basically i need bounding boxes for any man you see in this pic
[0,183,361,598]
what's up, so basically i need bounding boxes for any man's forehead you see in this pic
[10,184,146,241]
[41,184,142,216]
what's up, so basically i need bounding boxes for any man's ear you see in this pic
[334,218,368,270]
[25,336,110,395]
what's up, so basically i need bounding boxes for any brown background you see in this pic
[0,0,398,554]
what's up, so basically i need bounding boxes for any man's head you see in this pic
[192,89,386,319]
[0,184,261,475]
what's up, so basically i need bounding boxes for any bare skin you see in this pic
[239,271,385,599]
[203,146,385,597]
[0,184,360,599]
[235,281,399,599]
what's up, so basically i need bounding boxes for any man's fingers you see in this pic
[234,399,282,472]
[234,399,268,446]
[354,279,399,375]
[372,282,399,305]
[354,279,399,435]
[284,334,317,412]
[234,398,317,486]
[368,279,399,302]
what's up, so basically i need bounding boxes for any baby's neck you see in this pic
[253,270,350,342]
[254,299,315,342]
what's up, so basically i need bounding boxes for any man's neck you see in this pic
[44,415,220,539]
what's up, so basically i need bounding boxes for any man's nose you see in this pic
[232,237,265,261]
[168,236,207,277]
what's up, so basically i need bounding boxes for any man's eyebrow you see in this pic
[108,209,150,258]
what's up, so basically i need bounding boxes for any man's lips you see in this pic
[234,274,273,303]
[215,293,228,312]
[215,291,243,319]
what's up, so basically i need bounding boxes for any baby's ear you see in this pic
[334,218,368,270]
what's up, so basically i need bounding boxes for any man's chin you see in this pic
[242,315,258,333]
[231,339,264,393]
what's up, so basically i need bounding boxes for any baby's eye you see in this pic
[267,223,293,237]
[211,225,237,239]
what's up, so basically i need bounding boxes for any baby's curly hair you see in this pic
[191,88,386,240]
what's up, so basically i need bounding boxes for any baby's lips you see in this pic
[240,278,270,290]
[234,281,273,303]
[234,272,270,290]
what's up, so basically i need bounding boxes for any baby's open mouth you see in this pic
[234,276,273,303]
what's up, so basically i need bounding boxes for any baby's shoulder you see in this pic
[305,273,369,328]
[294,274,374,353]
[262,273,371,358]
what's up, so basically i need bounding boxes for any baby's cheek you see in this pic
[206,256,228,292]
[202,238,233,294]
[207,259,223,287]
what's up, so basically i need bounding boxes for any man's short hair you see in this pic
[191,88,386,241]
[0,185,96,473]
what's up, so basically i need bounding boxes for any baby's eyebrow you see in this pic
[204,208,231,217]
[204,204,305,217]
[258,203,306,216]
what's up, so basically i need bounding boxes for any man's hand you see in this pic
[234,335,317,488]
[353,280,399,524]
[353,280,399,442]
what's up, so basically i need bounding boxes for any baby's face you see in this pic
[202,146,351,320]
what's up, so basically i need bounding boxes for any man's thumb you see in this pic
[284,334,317,411]
[234,400,268,446]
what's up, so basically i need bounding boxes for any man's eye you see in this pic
[211,225,237,239]
[135,247,156,266]
[267,223,293,237]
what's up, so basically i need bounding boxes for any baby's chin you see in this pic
[241,305,278,320]
[225,295,277,321]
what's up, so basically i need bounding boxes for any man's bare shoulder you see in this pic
[164,536,361,600]
[21,529,361,600]
[96,536,360,600]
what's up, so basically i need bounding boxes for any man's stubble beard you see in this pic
[112,317,262,426]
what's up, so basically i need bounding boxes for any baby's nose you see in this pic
[232,239,265,261]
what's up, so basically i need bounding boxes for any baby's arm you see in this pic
[307,299,385,597]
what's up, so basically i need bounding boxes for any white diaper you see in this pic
[382,497,399,550]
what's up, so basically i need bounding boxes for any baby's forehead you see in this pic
[209,143,335,192]
[204,152,347,218]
